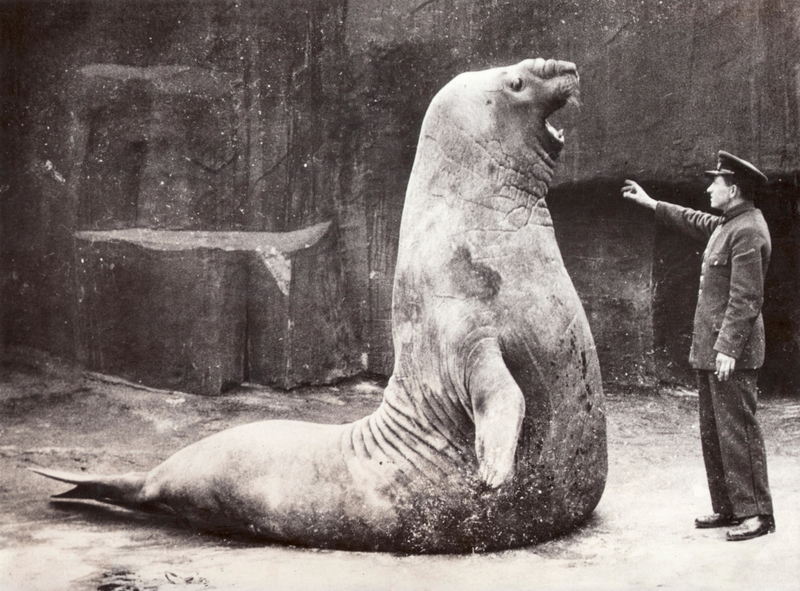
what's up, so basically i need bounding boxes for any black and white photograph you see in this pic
[1,0,798,589]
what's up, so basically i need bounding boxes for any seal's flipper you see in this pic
[29,467,146,506]
[465,338,525,488]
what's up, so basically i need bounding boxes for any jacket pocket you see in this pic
[706,253,731,279]
[707,252,729,267]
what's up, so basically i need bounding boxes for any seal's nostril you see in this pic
[531,59,578,79]
[560,62,578,75]
[530,58,547,77]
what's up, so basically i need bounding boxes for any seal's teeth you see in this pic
[545,120,565,145]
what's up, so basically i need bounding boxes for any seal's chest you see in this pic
[447,246,503,302]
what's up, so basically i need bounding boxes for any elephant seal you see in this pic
[33,58,606,553]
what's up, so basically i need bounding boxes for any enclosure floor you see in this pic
[2,354,799,591]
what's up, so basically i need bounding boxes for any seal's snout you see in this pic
[521,58,580,112]
[515,58,580,156]
[529,58,578,80]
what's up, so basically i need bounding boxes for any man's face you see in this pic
[707,175,736,212]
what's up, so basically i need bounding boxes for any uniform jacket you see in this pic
[655,201,771,370]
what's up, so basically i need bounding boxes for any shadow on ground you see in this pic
[1,351,799,591]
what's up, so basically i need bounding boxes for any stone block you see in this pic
[246,223,363,389]
[74,222,362,395]
[74,234,247,396]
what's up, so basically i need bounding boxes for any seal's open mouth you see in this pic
[546,120,565,146]
[533,59,579,151]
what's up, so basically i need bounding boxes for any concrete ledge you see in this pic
[75,224,331,253]
[74,223,363,394]
[79,63,239,97]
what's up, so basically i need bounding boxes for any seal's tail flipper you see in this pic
[29,467,147,507]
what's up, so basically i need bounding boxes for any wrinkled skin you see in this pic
[34,59,606,553]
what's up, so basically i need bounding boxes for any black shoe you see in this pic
[726,515,776,542]
[695,513,743,529]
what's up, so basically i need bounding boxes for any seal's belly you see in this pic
[145,420,405,543]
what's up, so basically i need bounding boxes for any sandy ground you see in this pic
[1,352,799,591]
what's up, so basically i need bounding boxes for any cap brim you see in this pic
[714,151,769,184]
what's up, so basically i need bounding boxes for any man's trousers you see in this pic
[697,369,773,518]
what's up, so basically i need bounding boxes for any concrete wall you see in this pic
[2,0,799,393]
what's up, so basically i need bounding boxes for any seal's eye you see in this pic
[510,78,523,92]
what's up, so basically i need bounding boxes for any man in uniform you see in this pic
[621,150,775,541]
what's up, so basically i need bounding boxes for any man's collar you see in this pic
[721,201,755,223]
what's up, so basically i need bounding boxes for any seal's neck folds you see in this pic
[412,115,556,215]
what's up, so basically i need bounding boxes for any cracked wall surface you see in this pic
[1,0,798,392]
